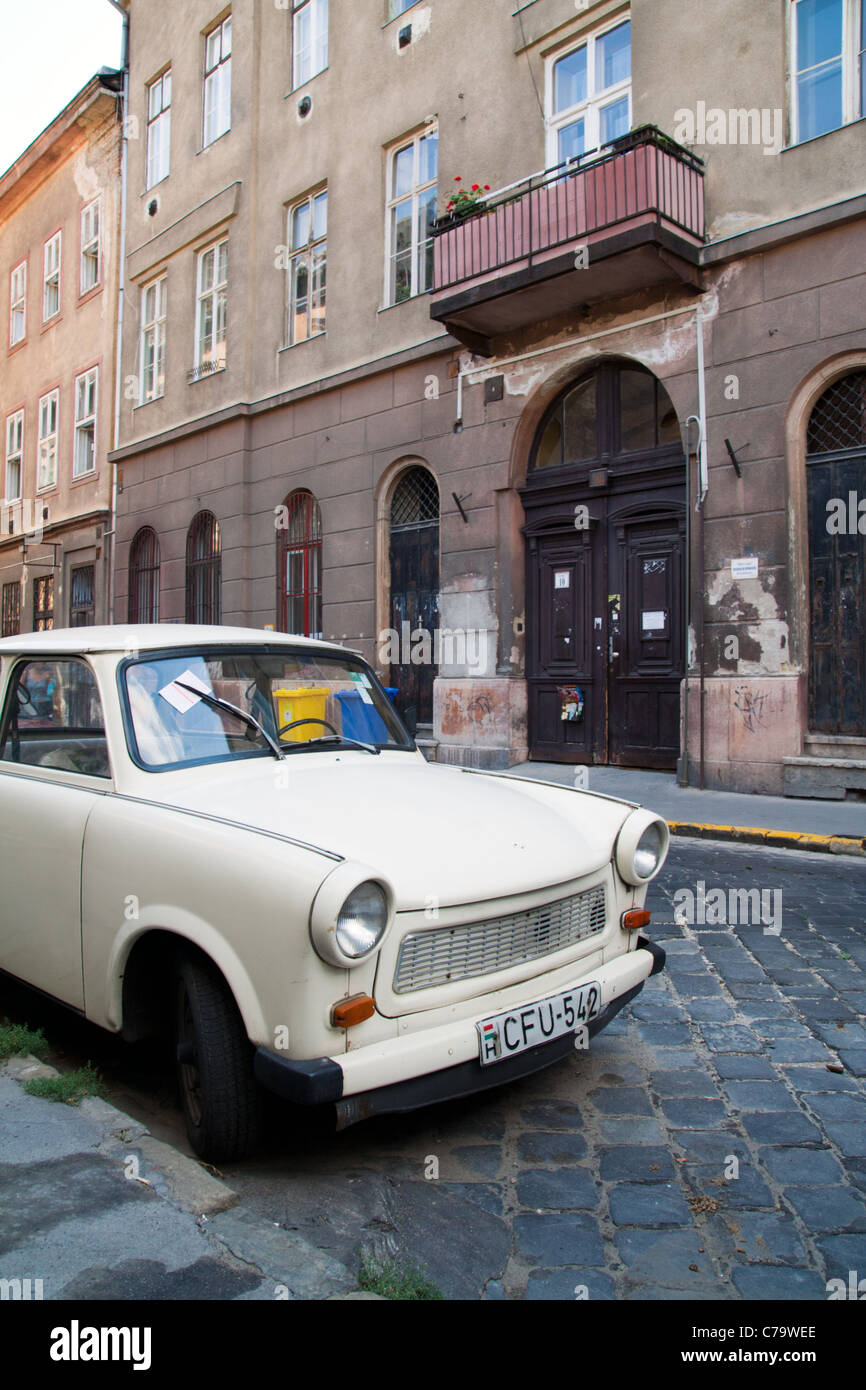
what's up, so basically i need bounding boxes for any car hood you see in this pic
[150,756,637,908]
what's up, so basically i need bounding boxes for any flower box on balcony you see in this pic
[432,126,705,295]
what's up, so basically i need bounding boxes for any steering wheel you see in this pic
[278,717,339,738]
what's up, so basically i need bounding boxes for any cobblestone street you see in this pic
[218,839,866,1300]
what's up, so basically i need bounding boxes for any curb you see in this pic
[1,1054,362,1300]
[667,820,866,857]
[3,1054,238,1216]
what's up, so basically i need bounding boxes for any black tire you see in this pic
[174,954,264,1163]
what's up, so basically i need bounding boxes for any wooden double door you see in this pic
[526,500,685,768]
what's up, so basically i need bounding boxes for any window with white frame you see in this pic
[792,0,865,142]
[292,0,328,87]
[9,262,26,346]
[5,411,23,501]
[43,232,61,321]
[288,189,326,343]
[141,276,167,401]
[73,368,98,477]
[203,15,232,146]
[386,127,438,305]
[37,390,59,490]
[147,69,172,187]
[546,17,631,166]
[195,240,227,372]
[387,0,418,18]
[80,200,101,295]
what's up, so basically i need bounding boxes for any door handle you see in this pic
[609,637,619,661]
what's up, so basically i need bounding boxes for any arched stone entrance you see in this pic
[520,360,686,767]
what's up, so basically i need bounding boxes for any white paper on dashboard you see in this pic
[159,669,211,713]
[351,672,374,704]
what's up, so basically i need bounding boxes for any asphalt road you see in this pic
[3,838,865,1300]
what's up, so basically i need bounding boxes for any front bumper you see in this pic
[254,935,665,1126]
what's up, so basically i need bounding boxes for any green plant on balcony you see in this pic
[443,176,491,219]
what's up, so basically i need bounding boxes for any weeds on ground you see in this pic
[358,1250,444,1301]
[0,1021,49,1062]
[22,1064,105,1105]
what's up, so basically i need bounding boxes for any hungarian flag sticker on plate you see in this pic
[476,981,602,1065]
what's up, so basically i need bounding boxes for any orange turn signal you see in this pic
[622,909,651,932]
[331,994,376,1029]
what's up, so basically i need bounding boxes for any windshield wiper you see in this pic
[175,682,284,761]
[281,733,380,756]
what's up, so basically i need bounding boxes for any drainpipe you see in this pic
[694,303,709,790]
[106,0,129,624]
[681,415,699,786]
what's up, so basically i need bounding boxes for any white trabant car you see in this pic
[0,626,668,1161]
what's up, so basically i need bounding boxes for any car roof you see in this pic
[0,625,358,658]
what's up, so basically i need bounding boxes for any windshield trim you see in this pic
[116,644,415,773]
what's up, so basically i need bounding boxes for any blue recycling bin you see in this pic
[335,689,389,743]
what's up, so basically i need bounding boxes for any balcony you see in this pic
[430,127,705,355]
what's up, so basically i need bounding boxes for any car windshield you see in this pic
[121,647,413,770]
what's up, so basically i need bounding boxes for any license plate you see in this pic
[476,981,602,1066]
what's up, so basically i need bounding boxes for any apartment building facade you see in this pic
[0,72,123,634]
[110,0,866,797]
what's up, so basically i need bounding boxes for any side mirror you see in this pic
[402,704,418,738]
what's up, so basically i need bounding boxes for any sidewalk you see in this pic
[506,763,866,856]
[0,1060,364,1301]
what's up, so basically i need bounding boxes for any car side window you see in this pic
[0,659,110,778]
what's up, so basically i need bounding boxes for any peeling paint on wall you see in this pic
[396,5,432,45]
[706,569,793,675]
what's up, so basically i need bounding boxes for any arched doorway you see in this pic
[520,361,685,767]
[388,465,439,726]
[806,370,866,737]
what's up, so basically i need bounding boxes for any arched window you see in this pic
[278,490,322,637]
[390,465,440,530]
[185,511,221,624]
[128,527,160,624]
[388,466,440,725]
[807,371,866,455]
[532,362,680,471]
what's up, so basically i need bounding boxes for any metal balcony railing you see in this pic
[432,126,705,295]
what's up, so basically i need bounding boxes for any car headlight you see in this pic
[336,882,388,960]
[309,862,394,967]
[615,810,670,886]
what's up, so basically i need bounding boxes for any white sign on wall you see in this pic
[641,611,666,631]
[731,556,759,580]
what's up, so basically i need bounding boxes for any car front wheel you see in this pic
[175,954,264,1163]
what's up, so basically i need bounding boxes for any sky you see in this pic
[0,0,124,176]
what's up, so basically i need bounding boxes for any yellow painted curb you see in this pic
[667,821,865,856]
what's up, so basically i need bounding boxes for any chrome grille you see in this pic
[393,884,607,994]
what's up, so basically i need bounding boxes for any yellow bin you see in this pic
[273,687,331,741]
